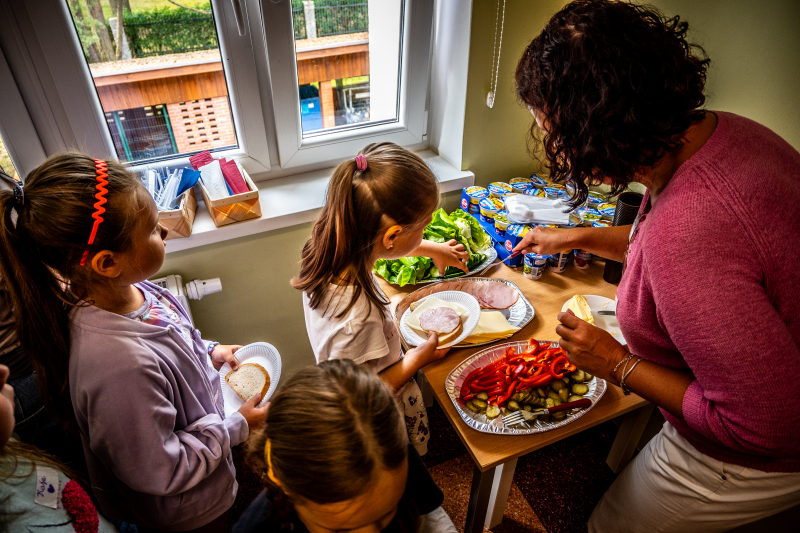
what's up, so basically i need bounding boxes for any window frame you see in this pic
[262,0,434,170]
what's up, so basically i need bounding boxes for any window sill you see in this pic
[165,150,474,253]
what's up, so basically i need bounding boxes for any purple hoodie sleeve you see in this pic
[644,205,800,458]
[80,340,240,496]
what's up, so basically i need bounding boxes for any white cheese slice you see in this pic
[461,311,520,344]
[566,294,594,325]
[407,297,468,337]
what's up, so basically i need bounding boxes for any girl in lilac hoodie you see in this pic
[0,153,268,532]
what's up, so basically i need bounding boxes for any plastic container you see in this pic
[463,186,489,215]
[576,206,603,226]
[510,177,532,185]
[529,173,548,188]
[488,182,515,199]
[524,253,548,280]
[586,192,607,206]
[494,214,510,237]
[592,219,612,228]
[543,186,562,199]
[523,187,546,198]
[573,249,593,269]
[507,224,531,239]
[479,197,504,222]
[598,202,617,220]
[547,250,571,273]
[511,182,534,194]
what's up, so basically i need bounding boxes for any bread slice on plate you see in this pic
[225,363,271,402]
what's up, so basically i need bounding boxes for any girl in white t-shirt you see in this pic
[293,142,469,455]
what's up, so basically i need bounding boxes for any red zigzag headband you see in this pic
[79,159,109,266]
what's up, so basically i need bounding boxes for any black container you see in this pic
[603,191,644,284]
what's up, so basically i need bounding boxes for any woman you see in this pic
[513,1,800,531]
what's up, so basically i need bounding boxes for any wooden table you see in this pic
[379,257,652,533]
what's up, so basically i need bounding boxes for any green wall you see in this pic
[157,190,463,380]
[462,0,800,185]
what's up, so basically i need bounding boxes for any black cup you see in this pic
[603,191,644,284]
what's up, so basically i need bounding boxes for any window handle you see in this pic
[231,0,247,36]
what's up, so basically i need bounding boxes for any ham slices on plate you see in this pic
[461,281,518,309]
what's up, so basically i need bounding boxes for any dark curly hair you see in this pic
[515,0,710,207]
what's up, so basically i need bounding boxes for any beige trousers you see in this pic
[589,422,800,533]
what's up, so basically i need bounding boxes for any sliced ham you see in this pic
[480,283,518,309]
[419,307,461,334]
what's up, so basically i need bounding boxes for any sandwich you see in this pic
[225,363,271,402]
[419,307,463,346]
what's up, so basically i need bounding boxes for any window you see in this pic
[0,0,433,178]
[0,134,17,180]
[65,1,240,164]
[267,0,432,169]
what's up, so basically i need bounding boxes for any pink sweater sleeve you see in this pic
[643,196,800,458]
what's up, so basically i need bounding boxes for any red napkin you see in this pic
[220,159,248,195]
[189,150,214,171]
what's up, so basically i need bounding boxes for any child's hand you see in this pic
[210,344,243,371]
[238,396,269,429]
[408,332,451,366]
[431,240,469,275]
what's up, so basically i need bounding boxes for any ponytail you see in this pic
[0,153,142,429]
[292,142,439,318]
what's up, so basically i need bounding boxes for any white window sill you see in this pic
[165,150,474,253]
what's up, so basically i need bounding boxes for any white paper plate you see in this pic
[219,342,282,418]
[400,291,481,348]
[561,295,627,345]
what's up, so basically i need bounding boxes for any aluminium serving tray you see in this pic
[394,277,535,348]
[445,340,606,435]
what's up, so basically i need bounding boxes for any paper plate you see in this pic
[219,342,282,418]
[399,291,481,348]
[561,295,627,345]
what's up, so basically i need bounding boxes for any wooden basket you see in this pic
[198,166,262,227]
[159,187,197,240]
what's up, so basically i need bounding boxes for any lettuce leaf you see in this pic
[373,208,493,285]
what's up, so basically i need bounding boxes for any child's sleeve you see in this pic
[75,341,238,497]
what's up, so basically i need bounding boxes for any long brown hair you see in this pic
[248,359,417,531]
[0,153,144,429]
[292,142,439,318]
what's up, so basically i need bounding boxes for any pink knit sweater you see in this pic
[616,111,800,473]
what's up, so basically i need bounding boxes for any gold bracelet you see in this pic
[613,352,635,376]
[620,357,644,395]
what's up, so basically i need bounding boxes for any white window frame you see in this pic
[0,0,435,180]
[262,0,433,170]
[0,0,270,175]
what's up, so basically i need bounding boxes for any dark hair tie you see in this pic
[13,184,24,208]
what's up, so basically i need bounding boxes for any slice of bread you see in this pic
[225,363,270,402]
[434,321,463,346]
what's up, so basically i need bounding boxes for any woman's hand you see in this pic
[512,226,572,256]
[430,239,469,275]
[555,310,629,384]
[210,344,242,371]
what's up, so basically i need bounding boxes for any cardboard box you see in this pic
[159,187,197,240]
[198,166,262,227]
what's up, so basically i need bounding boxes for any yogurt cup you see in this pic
[524,253,548,280]
[598,202,617,220]
[511,182,534,195]
[529,173,548,188]
[547,250,571,273]
[507,224,531,239]
[494,214,510,236]
[586,192,607,206]
[523,187,546,198]
[465,186,489,214]
[576,206,603,226]
[488,182,515,199]
[573,249,593,269]
[543,186,562,199]
[510,177,532,185]
[592,219,613,228]
[479,197,504,222]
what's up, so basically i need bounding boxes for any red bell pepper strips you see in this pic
[460,367,484,397]
[471,381,501,391]
[549,355,570,379]
[498,380,518,405]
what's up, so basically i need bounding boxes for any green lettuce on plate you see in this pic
[373,209,493,286]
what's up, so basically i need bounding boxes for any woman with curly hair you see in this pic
[513,1,800,531]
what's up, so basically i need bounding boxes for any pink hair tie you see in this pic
[354,154,368,172]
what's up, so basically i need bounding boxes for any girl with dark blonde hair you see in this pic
[293,142,468,455]
[235,359,456,533]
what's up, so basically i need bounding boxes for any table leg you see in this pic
[485,457,518,529]
[464,464,496,533]
[606,403,656,473]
